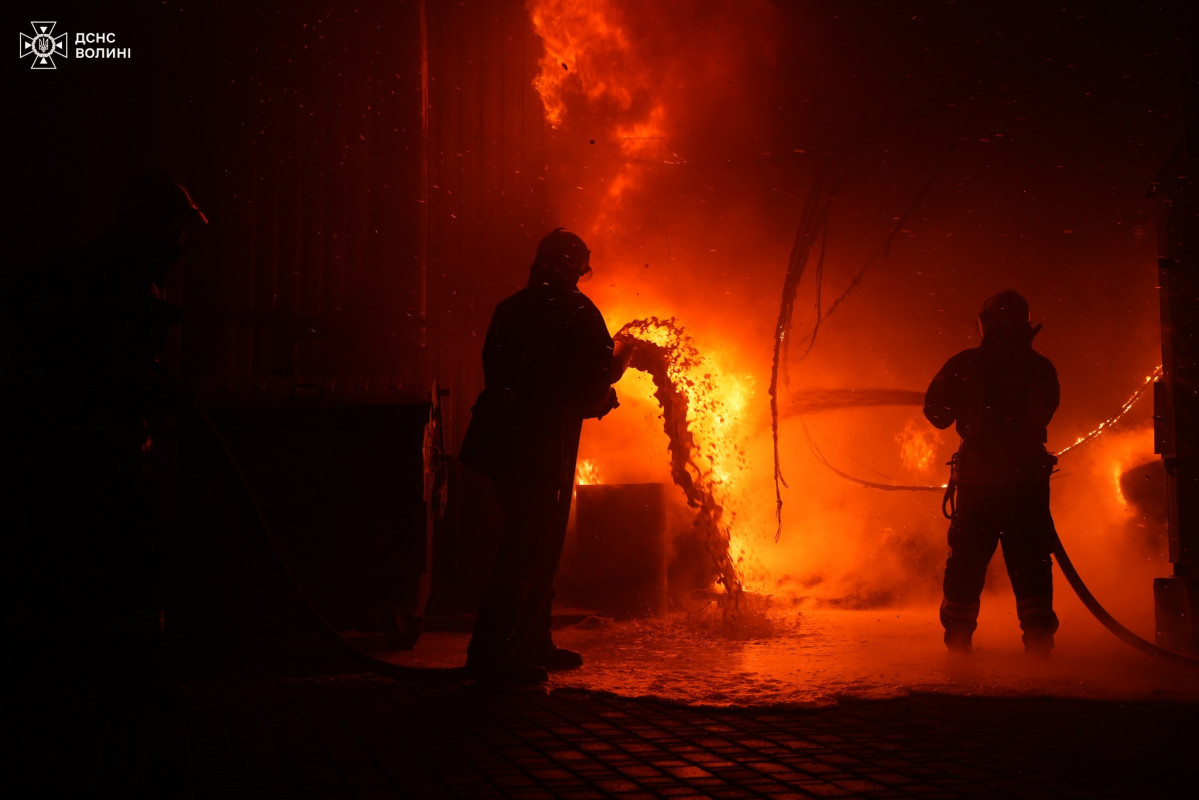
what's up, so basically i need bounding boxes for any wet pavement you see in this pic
[24,672,1196,798]
[9,606,1197,798]
[384,605,1199,708]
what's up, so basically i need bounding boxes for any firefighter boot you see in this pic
[940,597,978,653]
[1017,597,1058,657]
[466,587,548,685]
[943,626,974,653]
[515,592,583,671]
[1023,630,1055,657]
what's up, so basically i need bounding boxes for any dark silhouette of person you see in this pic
[1,172,207,704]
[458,228,628,684]
[924,290,1061,654]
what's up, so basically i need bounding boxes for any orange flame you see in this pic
[531,3,761,596]
[613,318,754,595]
[529,0,635,130]
[618,319,750,493]
[528,0,678,239]
[896,417,940,474]
[576,458,601,485]
[1112,459,1127,507]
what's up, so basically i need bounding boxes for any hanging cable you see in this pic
[804,366,1162,493]
[800,417,944,493]
[769,156,854,540]
[796,367,1199,664]
[770,97,992,539]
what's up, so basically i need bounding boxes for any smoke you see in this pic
[534,0,1175,622]
[1050,423,1164,638]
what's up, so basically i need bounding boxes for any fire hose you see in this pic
[935,473,1199,665]
[1048,531,1199,665]
[799,373,1199,664]
[942,474,1199,665]
[169,366,1199,671]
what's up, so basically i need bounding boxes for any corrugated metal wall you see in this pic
[4,0,554,610]
[426,0,553,456]
[188,1,430,384]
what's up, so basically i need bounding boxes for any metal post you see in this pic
[1152,5,1199,653]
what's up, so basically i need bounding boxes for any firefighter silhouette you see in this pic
[924,290,1061,654]
[1,172,207,700]
[458,228,629,684]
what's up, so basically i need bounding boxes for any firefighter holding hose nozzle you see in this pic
[458,228,632,685]
[924,290,1061,655]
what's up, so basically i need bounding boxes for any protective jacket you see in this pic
[459,282,615,483]
[924,328,1059,484]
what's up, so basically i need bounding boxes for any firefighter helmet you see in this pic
[530,227,592,286]
[978,289,1031,338]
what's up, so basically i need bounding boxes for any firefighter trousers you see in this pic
[469,467,573,662]
[940,480,1059,641]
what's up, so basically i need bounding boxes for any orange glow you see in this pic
[896,417,940,474]
[576,458,601,485]
[526,0,1164,621]
[1112,460,1128,507]
[529,0,636,131]
[616,318,751,597]
[528,0,677,240]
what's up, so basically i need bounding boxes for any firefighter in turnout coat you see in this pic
[924,290,1061,654]
[459,228,628,684]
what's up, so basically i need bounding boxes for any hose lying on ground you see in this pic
[798,370,1198,664]
[183,366,1199,672]
[1050,531,1199,665]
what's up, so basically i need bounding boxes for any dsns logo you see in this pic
[19,21,67,69]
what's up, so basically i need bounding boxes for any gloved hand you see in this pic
[612,337,637,381]
[584,386,620,420]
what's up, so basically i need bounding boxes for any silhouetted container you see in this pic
[181,378,430,639]
[560,483,668,619]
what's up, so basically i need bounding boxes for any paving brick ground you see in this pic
[6,663,1197,799]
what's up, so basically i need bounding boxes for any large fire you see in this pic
[528,0,758,605]
[528,0,675,240]
[525,0,1166,622]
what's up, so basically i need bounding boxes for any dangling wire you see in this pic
[800,417,946,493]
[803,366,1163,493]
[769,156,853,541]
[769,99,990,541]
[792,99,991,359]
[1055,366,1162,457]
